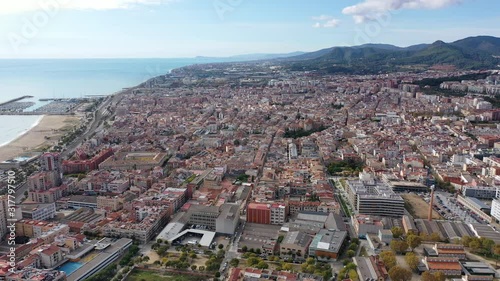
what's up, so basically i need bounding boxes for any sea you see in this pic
[0,58,226,147]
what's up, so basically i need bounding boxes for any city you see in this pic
[0,53,499,281]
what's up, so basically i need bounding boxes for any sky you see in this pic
[0,0,499,58]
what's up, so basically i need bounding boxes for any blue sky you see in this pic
[0,0,499,58]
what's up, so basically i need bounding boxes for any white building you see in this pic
[215,204,240,235]
[0,196,9,241]
[21,203,56,221]
[270,203,286,225]
[491,199,500,223]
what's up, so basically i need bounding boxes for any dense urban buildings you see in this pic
[2,58,500,281]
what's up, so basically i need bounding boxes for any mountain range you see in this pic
[195,51,306,62]
[276,36,500,74]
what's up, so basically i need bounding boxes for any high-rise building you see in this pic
[0,196,10,240]
[40,153,62,186]
[41,153,61,172]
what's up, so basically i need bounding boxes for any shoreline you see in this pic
[0,115,80,162]
[0,115,44,148]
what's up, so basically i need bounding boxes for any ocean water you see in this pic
[0,58,222,147]
[0,115,43,147]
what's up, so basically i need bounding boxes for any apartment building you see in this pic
[348,179,404,217]
[102,206,170,243]
[97,196,123,211]
[247,202,287,225]
[21,203,56,221]
[0,196,9,241]
[462,186,499,199]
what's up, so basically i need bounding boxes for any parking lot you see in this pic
[432,191,484,224]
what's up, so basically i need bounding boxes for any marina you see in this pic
[0,95,34,107]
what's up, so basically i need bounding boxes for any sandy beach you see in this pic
[0,115,80,162]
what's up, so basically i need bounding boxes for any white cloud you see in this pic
[312,15,333,21]
[342,0,462,23]
[311,15,340,28]
[323,19,341,28]
[0,0,176,14]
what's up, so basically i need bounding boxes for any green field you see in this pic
[126,269,207,281]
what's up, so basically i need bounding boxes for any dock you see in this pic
[0,95,34,107]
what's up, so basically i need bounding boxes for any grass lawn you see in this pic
[126,269,206,281]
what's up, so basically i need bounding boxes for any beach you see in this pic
[0,115,80,162]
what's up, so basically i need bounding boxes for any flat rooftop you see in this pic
[67,238,133,281]
[353,257,377,281]
[239,223,281,250]
[168,229,216,247]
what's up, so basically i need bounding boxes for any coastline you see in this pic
[0,115,44,148]
[0,115,80,162]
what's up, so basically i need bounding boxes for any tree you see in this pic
[348,243,358,251]
[481,238,495,254]
[218,244,224,250]
[191,265,197,271]
[494,244,500,266]
[283,263,293,271]
[347,250,356,258]
[305,264,316,274]
[242,245,248,252]
[391,227,404,238]
[345,262,357,271]
[230,258,240,267]
[348,269,359,281]
[434,271,445,281]
[406,234,422,251]
[469,240,481,252]
[380,251,397,269]
[390,240,409,254]
[256,261,269,269]
[430,232,441,242]
[388,266,412,281]
[189,252,197,261]
[461,235,472,247]
[421,271,435,281]
[247,257,260,267]
[404,252,419,271]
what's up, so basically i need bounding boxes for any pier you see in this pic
[0,95,34,107]
[0,112,73,116]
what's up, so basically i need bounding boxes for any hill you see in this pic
[278,36,500,74]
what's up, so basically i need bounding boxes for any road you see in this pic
[220,220,245,278]
[15,182,28,204]
[61,91,124,159]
